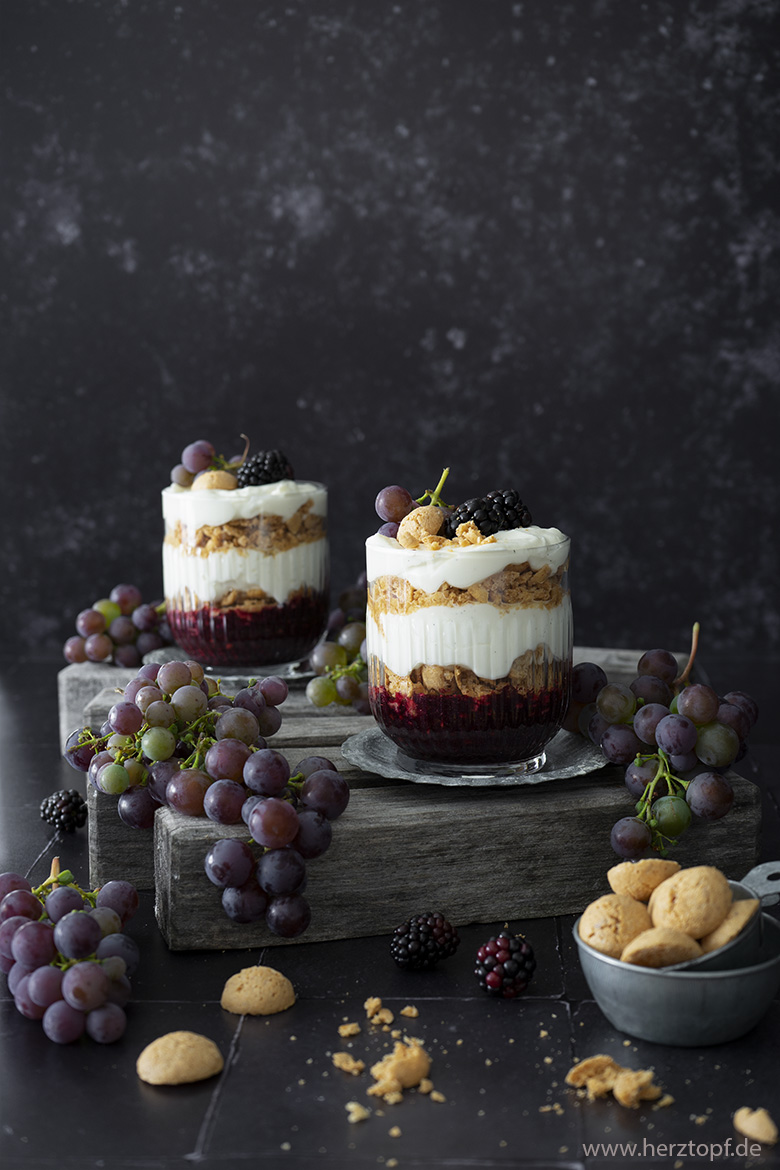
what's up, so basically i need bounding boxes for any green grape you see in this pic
[695,721,739,768]
[309,642,348,676]
[92,598,122,628]
[98,763,131,795]
[306,676,338,708]
[140,726,177,762]
[651,795,692,838]
[595,682,636,724]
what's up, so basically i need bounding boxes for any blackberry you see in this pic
[390,911,460,970]
[236,449,295,487]
[442,489,532,539]
[474,930,536,998]
[40,789,88,833]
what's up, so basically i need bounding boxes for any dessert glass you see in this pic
[365,526,572,773]
[162,479,329,668]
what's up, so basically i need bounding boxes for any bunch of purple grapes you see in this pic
[567,636,759,859]
[0,867,139,1044]
[62,582,174,669]
[204,751,349,939]
[64,658,289,831]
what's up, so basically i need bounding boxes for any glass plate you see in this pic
[340,726,608,787]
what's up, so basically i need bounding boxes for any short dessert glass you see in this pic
[161,480,329,669]
[365,528,572,774]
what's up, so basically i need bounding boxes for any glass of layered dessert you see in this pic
[162,452,328,669]
[365,490,572,774]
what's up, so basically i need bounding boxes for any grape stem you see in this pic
[673,621,700,691]
[416,467,451,509]
[632,749,690,856]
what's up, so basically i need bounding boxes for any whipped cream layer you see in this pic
[366,524,571,679]
[367,600,572,679]
[162,479,327,530]
[163,541,328,608]
[365,525,569,593]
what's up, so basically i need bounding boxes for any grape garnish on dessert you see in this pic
[162,437,328,667]
[366,470,573,770]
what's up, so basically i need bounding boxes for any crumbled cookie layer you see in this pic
[165,498,326,557]
[368,561,567,620]
[371,645,569,701]
[169,583,324,613]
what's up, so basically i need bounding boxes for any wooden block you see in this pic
[86,783,156,890]
[154,769,761,951]
[58,662,136,751]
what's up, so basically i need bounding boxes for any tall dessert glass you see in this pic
[162,479,328,668]
[365,526,572,773]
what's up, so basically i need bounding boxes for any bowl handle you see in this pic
[740,861,780,906]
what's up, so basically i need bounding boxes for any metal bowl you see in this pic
[573,912,780,1046]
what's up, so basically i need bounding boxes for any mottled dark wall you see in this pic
[2,0,779,658]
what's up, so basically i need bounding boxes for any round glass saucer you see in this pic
[143,645,314,686]
[340,726,608,787]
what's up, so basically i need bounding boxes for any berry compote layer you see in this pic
[163,479,328,667]
[365,525,572,769]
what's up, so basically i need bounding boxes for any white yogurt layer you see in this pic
[163,540,328,607]
[367,598,572,680]
[162,480,327,530]
[365,525,569,593]
[161,480,328,607]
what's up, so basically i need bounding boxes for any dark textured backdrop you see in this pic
[2,0,778,660]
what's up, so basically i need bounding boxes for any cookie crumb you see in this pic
[368,1039,431,1101]
[539,1029,548,1038]
[388,1125,402,1137]
[364,996,382,1018]
[733,1106,778,1146]
[345,1101,371,1124]
[400,1004,419,1018]
[565,1055,665,1108]
[333,1052,365,1076]
[430,1090,446,1103]
[338,1022,361,1037]
[418,1078,433,1094]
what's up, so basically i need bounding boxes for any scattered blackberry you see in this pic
[40,789,88,833]
[390,911,460,970]
[474,929,536,998]
[236,449,295,487]
[442,489,532,539]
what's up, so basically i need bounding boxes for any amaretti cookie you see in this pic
[136,1031,224,1085]
[220,965,296,1015]
[607,858,681,902]
[699,898,759,954]
[648,865,732,938]
[578,894,652,958]
[620,926,703,968]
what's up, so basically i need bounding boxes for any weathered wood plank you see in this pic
[154,769,762,950]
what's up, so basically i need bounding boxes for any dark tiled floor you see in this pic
[1,653,779,1170]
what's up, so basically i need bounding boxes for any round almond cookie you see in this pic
[607,858,681,902]
[136,1031,224,1085]
[621,926,702,968]
[220,965,296,1016]
[648,865,732,939]
[578,894,652,959]
[699,898,760,954]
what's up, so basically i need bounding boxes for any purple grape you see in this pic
[248,798,300,848]
[96,932,140,977]
[64,728,97,772]
[0,888,43,924]
[258,676,289,707]
[377,521,399,538]
[0,915,35,960]
[84,632,114,662]
[599,724,643,766]
[63,636,87,663]
[257,848,307,896]
[113,644,141,668]
[11,920,58,968]
[636,649,678,685]
[375,485,415,524]
[86,1002,127,1043]
[624,758,660,799]
[62,960,110,1011]
[181,439,215,474]
[95,880,139,925]
[108,701,144,736]
[216,707,260,745]
[676,684,720,725]
[571,661,609,704]
[243,749,290,796]
[204,838,256,889]
[686,771,735,820]
[147,759,181,804]
[610,817,652,859]
[45,886,87,923]
[654,713,698,756]
[256,706,283,738]
[203,779,247,824]
[292,810,333,859]
[110,583,143,615]
[28,964,64,1008]
[54,911,102,960]
[722,690,758,730]
[632,703,670,746]
[669,750,699,774]
[716,702,750,741]
[105,973,132,1007]
[299,770,350,820]
[117,785,158,830]
[76,608,106,637]
[43,1000,87,1043]
[241,794,264,825]
[0,873,31,900]
[233,687,266,719]
[108,616,137,646]
[131,603,159,633]
[14,974,46,1019]
[8,961,36,996]
[266,894,311,938]
[221,877,268,923]
[629,674,673,706]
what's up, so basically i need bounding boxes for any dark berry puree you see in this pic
[167,590,328,667]
[369,670,571,765]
